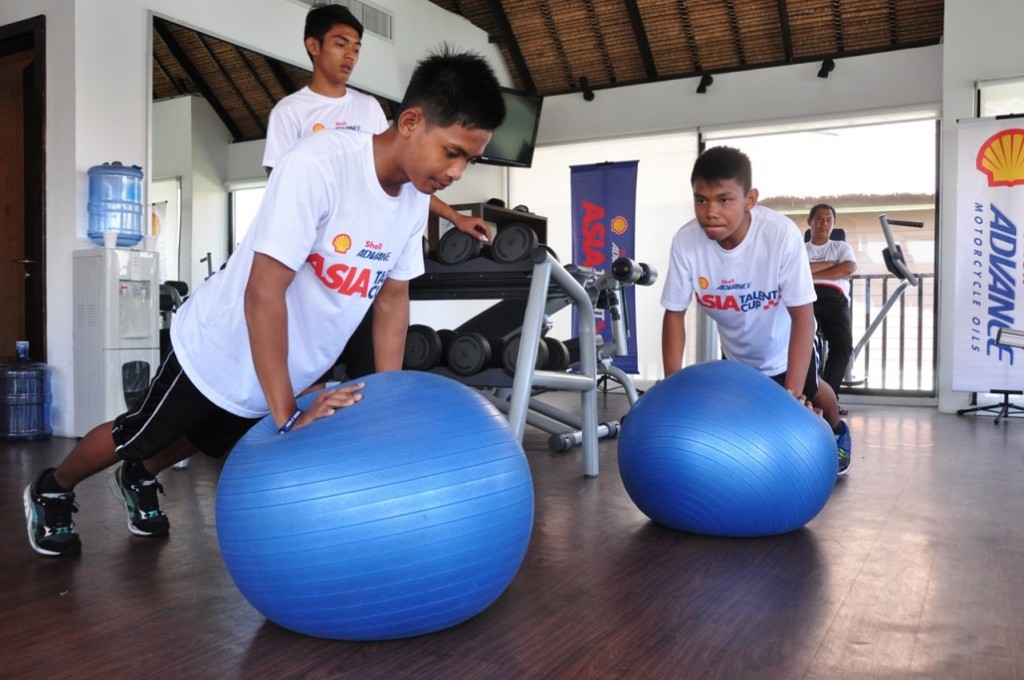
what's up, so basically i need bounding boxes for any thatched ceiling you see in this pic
[152,1,944,143]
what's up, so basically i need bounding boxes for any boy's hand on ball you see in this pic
[297,382,364,429]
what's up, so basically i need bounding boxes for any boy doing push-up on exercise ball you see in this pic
[660,145,851,476]
[24,47,506,557]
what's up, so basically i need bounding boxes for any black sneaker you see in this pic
[110,463,170,536]
[24,468,81,557]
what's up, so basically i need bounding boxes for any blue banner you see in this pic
[570,161,639,373]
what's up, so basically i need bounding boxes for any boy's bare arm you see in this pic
[245,253,300,428]
[662,309,688,377]
[372,277,411,372]
[786,303,816,396]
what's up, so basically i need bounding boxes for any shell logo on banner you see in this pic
[976,128,1024,187]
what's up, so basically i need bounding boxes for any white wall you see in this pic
[188,97,232,290]
[537,46,942,146]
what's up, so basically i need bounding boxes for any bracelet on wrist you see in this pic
[278,408,302,434]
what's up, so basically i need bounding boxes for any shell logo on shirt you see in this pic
[333,233,353,254]
[311,123,326,133]
[698,276,710,290]
[611,216,628,235]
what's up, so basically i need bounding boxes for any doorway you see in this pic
[0,16,45,362]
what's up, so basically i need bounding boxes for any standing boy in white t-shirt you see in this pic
[23,47,507,558]
[661,146,851,476]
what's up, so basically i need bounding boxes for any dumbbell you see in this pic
[435,229,484,265]
[403,325,456,371]
[490,222,539,263]
[542,337,571,372]
[446,332,506,377]
[501,334,550,375]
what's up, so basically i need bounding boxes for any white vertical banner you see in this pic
[953,118,1024,391]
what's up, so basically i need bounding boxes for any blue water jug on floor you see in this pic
[87,161,144,247]
[0,342,52,442]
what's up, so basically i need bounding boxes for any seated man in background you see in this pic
[805,203,857,415]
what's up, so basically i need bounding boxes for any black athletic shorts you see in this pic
[111,350,262,462]
[769,351,821,400]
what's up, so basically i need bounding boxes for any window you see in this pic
[230,185,266,253]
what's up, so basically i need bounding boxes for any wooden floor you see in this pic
[2,392,1024,679]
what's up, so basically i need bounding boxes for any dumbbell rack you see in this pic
[410,247,610,477]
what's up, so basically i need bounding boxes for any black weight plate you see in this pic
[542,337,571,372]
[502,334,549,375]
[491,222,538,263]
[403,324,442,371]
[447,332,491,376]
[437,229,483,265]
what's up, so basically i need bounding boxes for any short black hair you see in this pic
[691,146,753,194]
[304,4,363,60]
[398,45,506,132]
[808,203,837,221]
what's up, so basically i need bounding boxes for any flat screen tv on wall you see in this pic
[475,88,543,169]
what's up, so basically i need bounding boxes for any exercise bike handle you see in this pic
[884,218,924,228]
[878,214,920,286]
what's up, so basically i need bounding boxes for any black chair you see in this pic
[804,227,847,242]
[956,327,1024,424]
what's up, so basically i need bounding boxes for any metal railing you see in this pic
[844,272,936,395]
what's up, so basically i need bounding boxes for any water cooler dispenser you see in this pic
[73,248,160,437]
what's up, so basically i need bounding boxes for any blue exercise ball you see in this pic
[216,371,534,640]
[618,360,837,537]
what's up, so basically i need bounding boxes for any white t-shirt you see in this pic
[805,239,857,298]
[262,86,388,169]
[173,132,428,417]
[660,205,817,375]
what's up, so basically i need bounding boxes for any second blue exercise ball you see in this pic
[216,371,535,640]
[618,360,837,537]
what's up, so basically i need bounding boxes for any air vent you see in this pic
[296,0,394,43]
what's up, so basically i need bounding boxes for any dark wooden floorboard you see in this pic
[2,394,1023,679]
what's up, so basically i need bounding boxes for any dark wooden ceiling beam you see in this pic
[484,0,536,94]
[152,47,186,97]
[152,19,244,141]
[237,50,277,111]
[887,0,899,45]
[830,0,845,52]
[623,0,658,79]
[776,0,794,62]
[724,0,747,66]
[582,0,615,82]
[538,0,575,91]
[676,0,703,72]
[267,60,299,97]
[194,33,265,136]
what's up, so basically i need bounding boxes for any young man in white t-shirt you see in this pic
[805,203,857,413]
[23,47,507,558]
[661,146,851,476]
[263,4,491,244]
